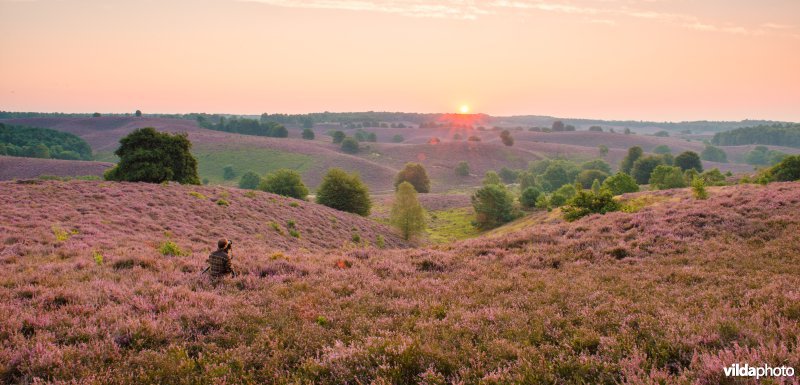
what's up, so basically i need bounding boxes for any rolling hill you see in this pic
[1,180,798,383]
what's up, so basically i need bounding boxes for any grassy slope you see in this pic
[2,182,798,383]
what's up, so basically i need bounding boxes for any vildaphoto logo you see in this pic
[723,363,795,379]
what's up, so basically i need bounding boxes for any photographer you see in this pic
[206,238,237,279]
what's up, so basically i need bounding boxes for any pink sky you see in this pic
[1,0,799,121]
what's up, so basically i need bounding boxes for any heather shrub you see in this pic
[316,168,371,216]
[520,187,541,209]
[92,250,104,265]
[259,169,309,199]
[159,240,186,256]
[394,163,431,193]
[471,184,518,229]
[562,189,620,222]
[104,127,200,184]
[649,165,686,190]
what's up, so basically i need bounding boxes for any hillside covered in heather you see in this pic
[1,181,798,384]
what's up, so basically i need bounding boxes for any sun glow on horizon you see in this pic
[459,105,470,114]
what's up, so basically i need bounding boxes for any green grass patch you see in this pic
[426,208,481,244]
[194,148,314,186]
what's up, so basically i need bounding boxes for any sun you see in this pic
[459,105,470,114]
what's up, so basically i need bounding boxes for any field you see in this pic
[2,180,799,384]
[0,156,112,180]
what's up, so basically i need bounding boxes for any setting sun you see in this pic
[459,105,470,114]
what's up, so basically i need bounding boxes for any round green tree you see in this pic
[301,128,315,140]
[316,168,371,216]
[601,173,639,196]
[258,169,309,199]
[341,137,359,154]
[394,162,431,193]
[390,181,427,240]
[674,151,703,172]
[238,171,261,190]
[104,127,200,185]
[471,184,517,229]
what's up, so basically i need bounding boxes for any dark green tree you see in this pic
[562,189,620,222]
[620,146,643,174]
[259,169,309,199]
[472,184,517,229]
[394,162,431,193]
[104,127,200,184]
[631,156,664,184]
[332,131,346,144]
[653,145,671,155]
[341,137,359,154]
[649,165,686,190]
[135,110,142,117]
[701,145,727,163]
[601,173,639,196]
[520,187,541,209]
[223,165,237,180]
[301,128,315,140]
[316,168,371,216]
[238,171,261,190]
[455,161,470,177]
[581,159,611,174]
[769,155,800,182]
[500,130,514,146]
[575,169,609,189]
[392,134,404,143]
[674,151,703,172]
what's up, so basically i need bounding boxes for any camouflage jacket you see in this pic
[207,249,233,278]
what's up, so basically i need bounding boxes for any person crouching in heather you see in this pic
[206,238,237,279]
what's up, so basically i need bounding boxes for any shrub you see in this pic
[455,161,470,177]
[482,171,501,186]
[159,241,185,256]
[223,165,237,180]
[580,159,611,174]
[301,128,315,140]
[351,233,361,243]
[744,146,788,166]
[619,146,643,174]
[701,145,727,163]
[188,191,207,199]
[391,134,404,143]
[331,131,346,144]
[769,155,800,182]
[649,165,686,190]
[631,156,664,184]
[700,168,727,186]
[238,171,261,190]
[653,145,672,155]
[394,163,431,193]
[341,137,359,154]
[104,127,200,184]
[674,151,703,172]
[288,229,300,238]
[601,173,639,195]
[316,168,371,216]
[498,167,519,184]
[692,177,708,199]
[499,130,514,146]
[390,182,427,240]
[259,169,309,199]
[549,184,577,207]
[520,187,541,209]
[562,189,620,222]
[471,184,518,229]
[216,199,230,206]
[575,170,609,189]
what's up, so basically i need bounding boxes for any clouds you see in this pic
[240,0,798,38]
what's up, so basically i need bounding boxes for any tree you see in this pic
[700,168,727,186]
[620,146,644,174]
[692,177,708,199]
[395,162,431,193]
[631,156,664,184]
[499,167,519,184]
[472,184,517,229]
[135,110,142,117]
[601,173,639,196]
[562,189,620,222]
[581,159,611,174]
[500,130,514,146]
[316,168,371,216]
[104,127,200,184]
[223,165,237,180]
[624,128,632,135]
[654,130,670,137]
[392,134,404,143]
[341,137,359,154]
[518,171,537,191]
[701,145,727,163]
[598,145,609,157]
[549,184,578,207]
[769,155,800,182]
[366,132,377,142]
[589,126,603,132]
[541,164,570,191]
[301,128,315,140]
[332,131,346,144]
[520,187,541,209]
[653,145,672,155]
[390,182,427,240]
[674,151,703,172]
[455,161,470,177]
[259,169,309,199]
[238,171,261,190]
[649,165,686,190]
[483,171,501,186]
[576,170,609,189]
[92,112,101,118]
[302,119,314,129]
[552,121,565,131]
[591,179,602,193]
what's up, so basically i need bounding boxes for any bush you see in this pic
[520,187,541,209]
[159,241,186,256]
[653,145,671,155]
[332,131,346,144]
[223,165,237,180]
[391,134,404,143]
[301,128,315,140]
[498,167,519,184]
[390,182,427,240]
[500,130,514,146]
[674,151,703,172]
[394,163,431,193]
[104,127,200,184]
[549,184,577,207]
[601,173,639,195]
[455,161,470,177]
[258,169,309,199]
[238,171,261,190]
[692,177,708,199]
[769,155,800,182]
[701,145,727,163]
[620,146,643,174]
[700,168,727,186]
[316,168,371,216]
[649,165,686,190]
[580,159,611,174]
[631,156,664,184]
[575,170,609,189]
[471,184,518,229]
[341,137,359,154]
[562,189,620,222]
[483,171,501,186]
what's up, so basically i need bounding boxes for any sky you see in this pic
[1,0,799,121]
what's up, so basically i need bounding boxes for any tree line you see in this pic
[712,124,800,148]
[0,123,93,160]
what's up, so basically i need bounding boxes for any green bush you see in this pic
[482,171,501,186]
[619,146,643,174]
[238,171,261,190]
[631,156,664,184]
[455,161,470,177]
[390,182,427,240]
[341,137,359,154]
[394,163,431,193]
[159,241,186,256]
[301,128,315,140]
[391,134,404,143]
[562,189,620,222]
[316,168,371,216]
[674,151,703,172]
[259,169,309,199]
[580,159,611,174]
[692,177,708,199]
[575,170,609,189]
[104,127,200,185]
[471,184,518,229]
[701,145,727,163]
[649,165,686,190]
[332,131,346,144]
[769,155,800,182]
[520,187,541,209]
[223,165,236,180]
